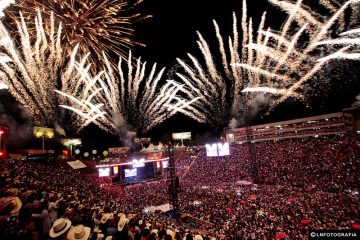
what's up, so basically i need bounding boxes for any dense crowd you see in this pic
[127,135,360,238]
[0,134,359,239]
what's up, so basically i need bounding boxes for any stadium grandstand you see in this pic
[226,107,360,143]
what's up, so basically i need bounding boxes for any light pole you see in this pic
[34,128,54,150]
[165,111,179,213]
[61,138,82,159]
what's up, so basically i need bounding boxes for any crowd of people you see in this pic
[0,134,359,239]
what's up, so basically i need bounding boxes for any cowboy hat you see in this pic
[67,225,91,240]
[9,197,22,215]
[151,229,158,236]
[49,218,72,238]
[194,235,203,240]
[101,213,111,224]
[166,229,174,237]
[118,217,129,231]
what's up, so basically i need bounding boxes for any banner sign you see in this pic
[125,168,137,177]
[147,152,163,160]
[172,132,191,140]
[108,147,130,155]
[132,158,145,168]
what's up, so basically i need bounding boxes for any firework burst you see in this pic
[0,10,83,126]
[4,0,148,68]
[175,0,267,127]
[0,0,14,17]
[56,52,205,134]
[177,0,359,128]
[238,0,360,108]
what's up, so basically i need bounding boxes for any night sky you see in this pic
[133,0,360,136]
[0,0,359,150]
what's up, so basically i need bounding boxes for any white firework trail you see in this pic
[56,52,206,134]
[176,0,265,126]
[237,0,360,109]
[0,0,14,17]
[0,10,82,126]
[177,0,359,126]
[241,87,287,95]
[340,28,360,36]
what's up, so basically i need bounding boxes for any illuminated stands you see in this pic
[227,112,347,143]
[96,156,170,185]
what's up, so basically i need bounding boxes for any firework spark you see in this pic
[0,0,14,17]
[176,0,359,127]
[236,0,360,108]
[175,0,270,127]
[4,0,147,68]
[0,10,82,126]
[56,52,205,134]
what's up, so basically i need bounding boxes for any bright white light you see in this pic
[62,138,82,147]
[205,143,218,157]
[162,161,168,168]
[132,158,145,168]
[125,168,137,177]
[99,168,110,177]
[0,1,15,17]
[0,53,11,63]
[242,87,287,95]
[218,142,230,156]
[74,149,80,155]
[339,28,360,36]
[0,81,8,89]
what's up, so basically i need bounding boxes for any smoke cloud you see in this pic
[228,118,238,129]
[112,115,136,148]
[0,100,33,148]
[54,122,66,137]
[232,93,273,127]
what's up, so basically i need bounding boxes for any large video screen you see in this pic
[205,143,218,157]
[99,168,110,177]
[205,142,230,157]
[162,161,169,168]
[132,158,145,168]
[218,142,230,156]
[125,168,137,178]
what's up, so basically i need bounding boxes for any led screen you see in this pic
[125,168,137,177]
[218,142,230,156]
[133,158,145,168]
[99,168,110,177]
[205,143,218,157]
[162,161,168,168]
[205,142,230,156]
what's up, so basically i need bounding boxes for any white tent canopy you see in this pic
[67,160,87,169]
